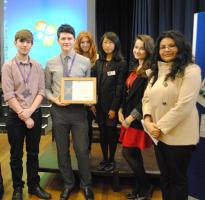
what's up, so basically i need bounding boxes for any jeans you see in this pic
[6,108,42,189]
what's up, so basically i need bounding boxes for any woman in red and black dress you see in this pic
[118,35,154,200]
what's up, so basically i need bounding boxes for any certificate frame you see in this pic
[60,77,97,104]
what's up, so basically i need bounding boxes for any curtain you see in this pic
[96,0,205,63]
[132,0,205,42]
[96,0,134,62]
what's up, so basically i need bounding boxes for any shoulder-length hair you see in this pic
[150,30,193,84]
[130,35,154,77]
[98,32,124,62]
[74,31,97,65]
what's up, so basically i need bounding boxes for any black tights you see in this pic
[122,147,149,192]
[0,165,2,186]
[99,125,118,162]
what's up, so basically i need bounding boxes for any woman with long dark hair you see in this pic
[143,30,201,200]
[118,35,154,200]
[92,32,127,172]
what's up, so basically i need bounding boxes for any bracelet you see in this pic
[124,119,130,126]
[130,109,142,120]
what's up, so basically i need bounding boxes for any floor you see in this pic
[0,134,162,200]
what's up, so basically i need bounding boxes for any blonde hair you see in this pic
[75,32,97,65]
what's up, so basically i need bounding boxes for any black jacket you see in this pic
[121,73,148,129]
[92,59,127,113]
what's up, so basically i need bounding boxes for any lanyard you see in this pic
[14,57,32,86]
[60,53,76,77]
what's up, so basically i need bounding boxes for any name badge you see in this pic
[22,89,32,98]
[107,70,116,76]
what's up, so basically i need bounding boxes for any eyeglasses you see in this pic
[159,44,177,50]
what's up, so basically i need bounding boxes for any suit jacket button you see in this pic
[163,82,168,87]
[162,102,167,105]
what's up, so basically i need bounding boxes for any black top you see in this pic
[92,59,127,113]
[121,72,148,130]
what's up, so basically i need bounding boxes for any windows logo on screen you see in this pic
[35,20,56,46]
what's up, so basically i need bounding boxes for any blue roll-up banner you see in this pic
[188,12,205,200]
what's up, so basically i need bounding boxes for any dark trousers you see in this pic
[122,147,149,193]
[50,105,92,189]
[155,141,195,200]
[87,109,94,151]
[6,109,41,189]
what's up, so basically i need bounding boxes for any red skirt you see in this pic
[119,127,152,150]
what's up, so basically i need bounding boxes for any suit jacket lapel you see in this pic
[101,61,114,85]
[97,61,104,87]
[126,77,144,102]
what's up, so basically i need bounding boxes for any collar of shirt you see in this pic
[15,56,32,66]
[61,50,76,60]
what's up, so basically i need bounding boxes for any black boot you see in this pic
[126,180,140,199]
[137,184,154,200]
[12,187,22,200]
[28,185,51,199]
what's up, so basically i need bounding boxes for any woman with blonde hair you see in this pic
[75,31,97,66]
[75,31,98,153]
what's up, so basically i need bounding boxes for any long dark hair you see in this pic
[98,32,124,62]
[130,35,154,77]
[150,30,193,84]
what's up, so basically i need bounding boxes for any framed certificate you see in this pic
[60,77,97,104]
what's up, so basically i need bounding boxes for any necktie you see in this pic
[64,56,71,76]
[64,56,69,64]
